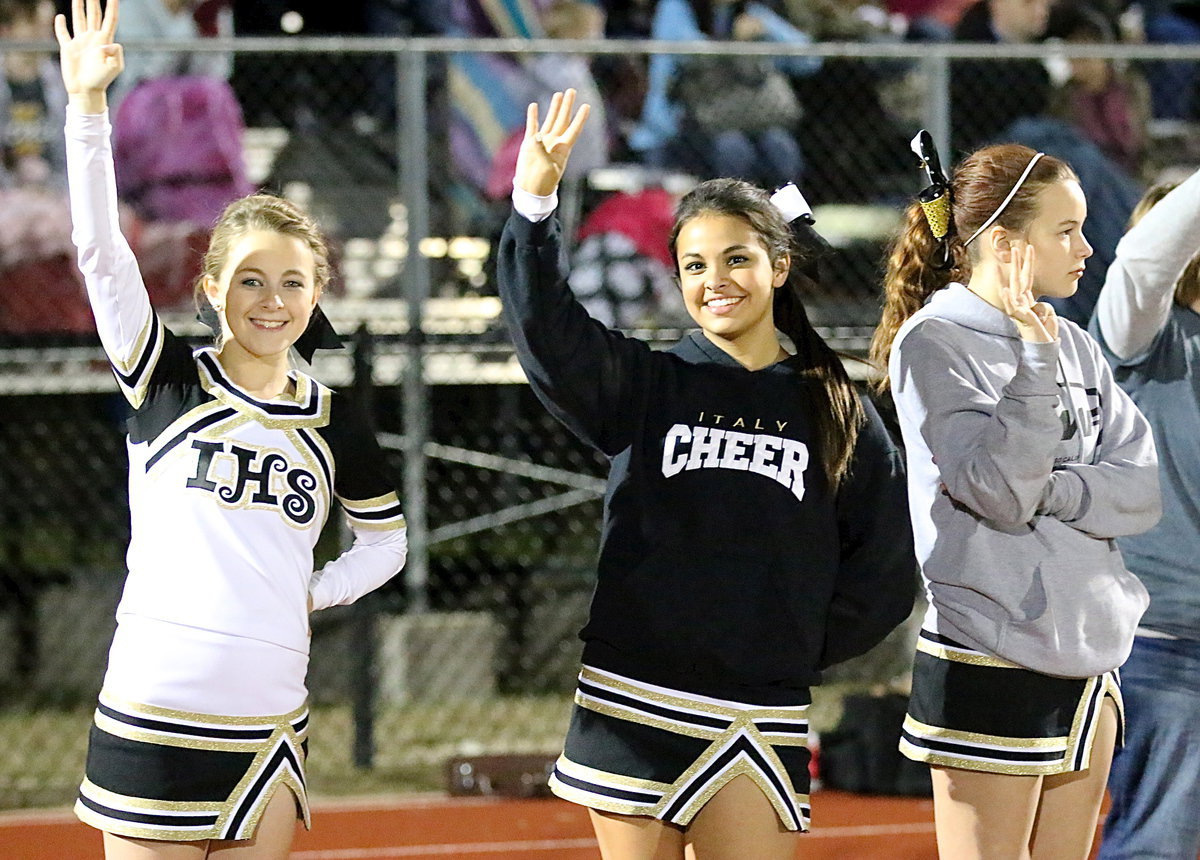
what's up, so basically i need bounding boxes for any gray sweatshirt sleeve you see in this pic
[893,326,1062,527]
[1037,338,1161,538]
[1094,166,1200,361]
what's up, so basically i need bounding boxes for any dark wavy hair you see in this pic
[669,178,865,489]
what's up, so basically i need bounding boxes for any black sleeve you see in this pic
[819,394,918,669]
[124,323,212,445]
[322,396,405,528]
[497,211,656,456]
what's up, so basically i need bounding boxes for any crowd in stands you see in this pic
[2,0,1200,336]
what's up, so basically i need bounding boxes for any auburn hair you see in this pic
[870,144,1077,390]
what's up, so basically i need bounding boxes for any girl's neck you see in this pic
[965,270,1006,312]
[216,343,294,399]
[703,328,788,371]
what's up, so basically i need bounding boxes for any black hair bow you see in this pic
[910,130,953,270]
[771,182,832,284]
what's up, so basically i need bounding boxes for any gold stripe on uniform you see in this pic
[78,698,310,842]
[901,714,1070,751]
[668,731,808,828]
[341,491,405,511]
[901,668,1123,777]
[579,666,810,722]
[915,636,1024,669]
[558,667,810,831]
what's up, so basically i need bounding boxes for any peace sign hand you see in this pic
[998,241,1058,343]
[55,0,123,113]
[514,89,591,198]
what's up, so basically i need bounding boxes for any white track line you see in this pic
[808,822,936,838]
[0,795,499,826]
[290,822,937,858]
[292,838,599,858]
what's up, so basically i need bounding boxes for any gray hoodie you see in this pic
[891,283,1159,678]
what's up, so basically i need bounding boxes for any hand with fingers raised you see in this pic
[998,241,1058,343]
[514,88,591,198]
[55,0,123,115]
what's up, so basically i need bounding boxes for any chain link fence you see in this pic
[3,35,1200,809]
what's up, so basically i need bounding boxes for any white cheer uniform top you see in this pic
[65,108,408,716]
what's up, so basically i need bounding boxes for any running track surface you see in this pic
[0,791,938,859]
[1,789,1108,858]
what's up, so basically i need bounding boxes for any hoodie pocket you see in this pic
[996,543,1149,677]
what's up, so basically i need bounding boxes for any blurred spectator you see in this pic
[452,0,553,35]
[568,187,690,328]
[448,0,613,234]
[600,0,655,35]
[442,0,545,209]
[588,1,651,160]
[0,188,212,334]
[782,0,903,39]
[1133,0,1200,118]
[0,0,79,334]
[529,1,610,176]
[629,0,821,187]
[774,0,915,202]
[111,0,232,108]
[881,0,975,38]
[0,1,236,334]
[949,0,1052,155]
[0,0,64,189]
[112,74,254,226]
[486,1,612,199]
[1049,3,1152,179]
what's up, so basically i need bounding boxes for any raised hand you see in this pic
[55,0,123,112]
[513,89,590,198]
[998,241,1058,343]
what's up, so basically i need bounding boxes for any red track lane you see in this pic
[0,791,941,859]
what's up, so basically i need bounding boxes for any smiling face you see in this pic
[203,229,320,362]
[675,213,788,351]
[1019,179,1092,299]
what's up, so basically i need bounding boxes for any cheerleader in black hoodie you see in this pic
[500,90,916,859]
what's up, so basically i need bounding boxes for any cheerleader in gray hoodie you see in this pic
[870,134,1160,860]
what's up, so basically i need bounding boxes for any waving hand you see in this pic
[55,0,123,113]
[514,89,591,198]
[998,241,1058,343]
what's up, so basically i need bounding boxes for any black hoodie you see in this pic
[498,211,916,703]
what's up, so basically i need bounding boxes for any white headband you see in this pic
[964,152,1045,246]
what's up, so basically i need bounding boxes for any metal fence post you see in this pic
[351,324,378,768]
[921,49,951,164]
[398,47,431,614]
